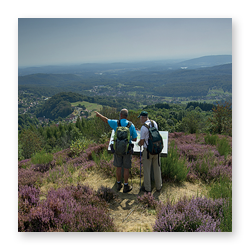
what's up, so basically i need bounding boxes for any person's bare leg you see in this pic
[116,167,122,182]
[124,168,129,184]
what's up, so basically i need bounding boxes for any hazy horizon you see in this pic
[18,18,232,68]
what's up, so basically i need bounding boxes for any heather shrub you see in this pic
[153,196,225,232]
[161,141,188,182]
[18,184,116,232]
[96,186,117,202]
[92,149,113,167]
[204,134,219,146]
[130,155,141,177]
[217,137,231,158]
[18,159,31,169]
[31,150,53,165]
[18,185,40,208]
[18,185,41,231]
[61,204,116,232]
[18,168,43,187]
[31,160,56,173]
[98,160,116,178]
[137,192,159,209]
[66,184,107,208]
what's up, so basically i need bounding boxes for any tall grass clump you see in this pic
[31,150,53,165]
[208,177,232,232]
[217,138,231,159]
[161,141,189,182]
[204,134,219,146]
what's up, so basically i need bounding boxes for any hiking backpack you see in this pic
[113,120,132,155]
[143,120,163,162]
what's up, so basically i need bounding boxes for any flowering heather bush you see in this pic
[53,148,71,165]
[62,204,116,232]
[98,159,116,178]
[18,168,43,187]
[137,192,159,209]
[31,161,56,173]
[97,185,117,202]
[131,155,142,177]
[153,196,226,232]
[168,132,232,183]
[65,184,108,208]
[18,159,31,169]
[18,184,116,232]
[186,152,232,182]
[18,185,40,207]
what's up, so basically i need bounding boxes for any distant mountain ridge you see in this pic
[18,55,232,76]
[175,55,232,69]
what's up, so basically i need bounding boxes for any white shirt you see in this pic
[140,119,158,149]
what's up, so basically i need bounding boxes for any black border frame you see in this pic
[12,13,244,245]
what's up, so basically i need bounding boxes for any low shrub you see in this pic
[161,141,189,182]
[137,192,159,209]
[153,196,226,232]
[96,186,117,202]
[31,150,53,165]
[69,137,95,157]
[217,137,231,159]
[208,177,232,232]
[204,134,219,146]
[18,184,116,232]
[18,168,43,187]
[18,159,31,169]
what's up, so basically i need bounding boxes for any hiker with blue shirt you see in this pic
[95,109,137,193]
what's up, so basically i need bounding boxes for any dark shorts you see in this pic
[113,153,132,169]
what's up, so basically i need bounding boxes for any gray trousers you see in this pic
[142,150,162,191]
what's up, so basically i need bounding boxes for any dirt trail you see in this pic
[82,171,207,232]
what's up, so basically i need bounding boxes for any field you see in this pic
[71,101,103,117]
[18,132,232,232]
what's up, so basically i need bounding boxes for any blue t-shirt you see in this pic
[108,119,137,143]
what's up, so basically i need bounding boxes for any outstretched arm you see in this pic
[94,111,108,124]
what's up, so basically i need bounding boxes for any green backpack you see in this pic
[113,120,132,155]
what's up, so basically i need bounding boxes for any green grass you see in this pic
[207,177,232,232]
[71,101,103,117]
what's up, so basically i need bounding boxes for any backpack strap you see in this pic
[143,121,150,129]
[117,120,132,128]
[126,121,132,128]
[151,120,154,128]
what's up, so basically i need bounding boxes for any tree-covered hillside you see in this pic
[36,92,84,119]
[18,63,232,98]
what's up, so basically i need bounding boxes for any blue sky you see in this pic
[18,18,232,67]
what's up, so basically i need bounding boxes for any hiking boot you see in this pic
[123,184,133,193]
[141,186,151,194]
[117,182,123,191]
